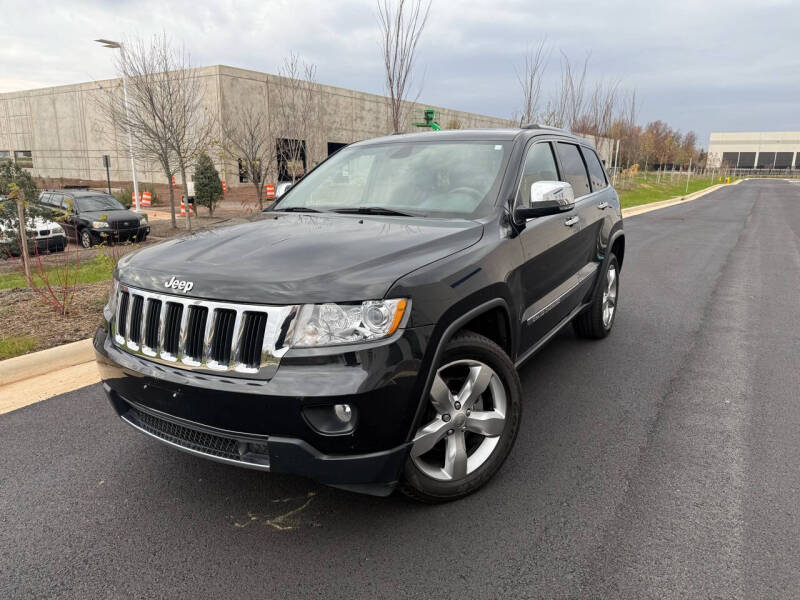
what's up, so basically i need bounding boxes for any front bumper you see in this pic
[34,234,67,252]
[93,225,149,243]
[94,322,433,494]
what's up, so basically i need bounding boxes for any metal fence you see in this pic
[724,168,800,179]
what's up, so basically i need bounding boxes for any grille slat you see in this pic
[117,291,130,339]
[241,312,268,368]
[110,285,299,377]
[144,299,162,349]
[210,308,236,365]
[162,303,183,356]
[128,295,144,345]
[184,306,208,362]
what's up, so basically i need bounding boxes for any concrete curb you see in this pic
[0,338,94,387]
[621,179,742,218]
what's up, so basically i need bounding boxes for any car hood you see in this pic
[82,209,140,224]
[117,213,484,304]
[0,216,60,232]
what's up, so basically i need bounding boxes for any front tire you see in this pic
[79,229,93,249]
[573,254,619,339]
[399,332,522,503]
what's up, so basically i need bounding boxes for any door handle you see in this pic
[597,202,610,210]
[564,215,580,227]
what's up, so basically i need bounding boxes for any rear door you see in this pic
[577,145,614,280]
[553,142,603,307]
[515,140,584,353]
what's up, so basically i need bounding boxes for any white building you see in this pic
[707,131,800,169]
[0,65,514,188]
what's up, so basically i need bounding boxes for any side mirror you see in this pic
[515,181,575,219]
[276,183,292,198]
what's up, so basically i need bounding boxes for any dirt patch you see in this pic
[0,281,111,355]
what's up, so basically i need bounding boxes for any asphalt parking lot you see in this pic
[2,179,798,599]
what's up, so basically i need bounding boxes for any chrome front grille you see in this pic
[112,285,298,378]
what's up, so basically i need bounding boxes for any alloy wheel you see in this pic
[602,264,618,328]
[411,359,507,482]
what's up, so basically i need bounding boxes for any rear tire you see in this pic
[573,254,619,339]
[399,331,522,503]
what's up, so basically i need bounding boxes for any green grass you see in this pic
[0,256,113,290]
[0,335,38,360]
[617,173,734,209]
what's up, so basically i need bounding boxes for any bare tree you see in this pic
[162,45,214,230]
[222,104,275,209]
[97,34,180,227]
[514,40,549,126]
[540,52,590,129]
[377,0,431,133]
[272,53,321,184]
[573,77,620,152]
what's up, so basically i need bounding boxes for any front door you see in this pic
[515,141,585,352]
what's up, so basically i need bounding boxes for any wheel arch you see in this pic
[610,232,625,269]
[405,295,514,444]
[590,228,625,299]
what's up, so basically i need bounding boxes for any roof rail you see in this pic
[521,123,570,132]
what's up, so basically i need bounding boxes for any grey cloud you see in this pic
[3,0,798,147]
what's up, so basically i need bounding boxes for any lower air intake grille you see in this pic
[127,406,242,461]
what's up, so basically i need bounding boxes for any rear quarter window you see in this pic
[582,148,608,191]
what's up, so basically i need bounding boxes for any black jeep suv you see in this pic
[39,190,150,248]
[94,126,624,502]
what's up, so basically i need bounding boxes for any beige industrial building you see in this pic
[707,131,800,169]
[0,64,516,188]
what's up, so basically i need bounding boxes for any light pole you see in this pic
[95,39,140,212]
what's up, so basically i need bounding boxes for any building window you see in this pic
[756,152,776,169]
[737,152,756,169]
[0,150,10,162]
[14,150,33,168]
[276,138,306,182]
[238,158,249,183]
[774,152,793,169]
[327,142,347,156]
[721,152,739,168]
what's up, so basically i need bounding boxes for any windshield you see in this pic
[273,141,511,218]
[76,195,124,212]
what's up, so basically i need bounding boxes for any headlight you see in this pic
[139,216,148,225]
[92,220,110,229]
[292,299,408,347]
[52,224,64,234]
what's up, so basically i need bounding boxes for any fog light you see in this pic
[302,404,357,435]
[333,404,352,423]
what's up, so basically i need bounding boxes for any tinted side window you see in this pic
[555,142,590,197]
[516,142,560,206]
[39,192,52,205]
[583,148,608,191]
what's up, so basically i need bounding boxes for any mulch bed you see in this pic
[0,281,112,355]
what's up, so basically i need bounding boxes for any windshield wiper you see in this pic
[272,206,323,213]
[331,206,420,217]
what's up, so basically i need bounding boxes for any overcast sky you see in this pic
[2,0,798,147]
